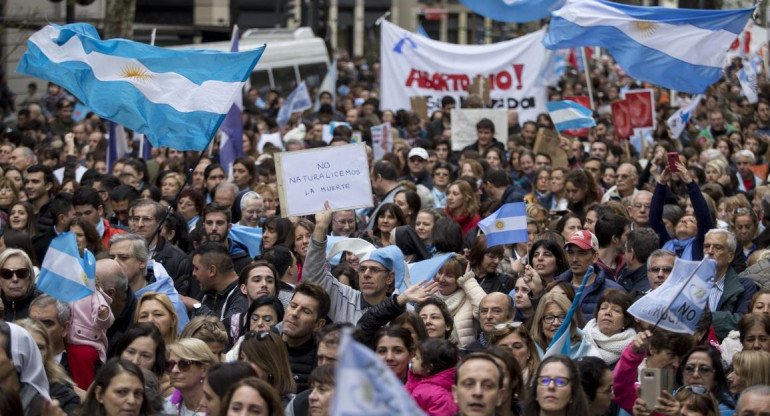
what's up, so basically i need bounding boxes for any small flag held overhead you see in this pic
[546,100,596,132]
[277,81,312,128]
[37,232,96,302]
[477,202,529,247]
[666,95,702,140]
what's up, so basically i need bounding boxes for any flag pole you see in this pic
[581,47,595,111]
[648,256,711,333]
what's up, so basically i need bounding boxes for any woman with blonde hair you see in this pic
[728,350,770,397]
[160,172,185,198]
[180,316,228,361]
[718,194,752,231]
[134,292,179,346]
[16,318,81,413]
[444,180,480,237]
[530,292,591,358]
[238,330,297,405]
[0,176,20,213]
[165,338,218,415]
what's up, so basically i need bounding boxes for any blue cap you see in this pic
[366,245,405,291]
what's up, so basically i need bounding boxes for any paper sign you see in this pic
[371,123,393,161]
[622,89,655,129]
[533,128,568,169]
[258,132,284,154]
[612,99,633,138]
[410,96,429,120]
[562,96,591,137]
[275,143,374,217]
[450,109,508,151]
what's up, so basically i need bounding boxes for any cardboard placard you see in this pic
[450,109,508,151]
[469,76,491,105]
[533,128,568,169]
[275,143,374,217]
[410,96,429,121]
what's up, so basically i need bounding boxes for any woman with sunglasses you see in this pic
[238,331,296,405]
[523,355,590,416]
[674,346,734,415]
[488,322,540,385]
[164,338,218,416]
[0,248,40,321]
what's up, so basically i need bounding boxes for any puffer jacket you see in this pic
[406,367,459,416]
[438,272,485,347]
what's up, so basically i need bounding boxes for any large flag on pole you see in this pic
[330,330,427,416]
[17,23,265,151]
[458,0,566,23]
[627,257,716,334]
[107,121,128,170]
[276,81,312,128]
[666,94,702,139]
[219,25,244,177]
[37,232,96,302]
[542,0,754,93]
[477,202,529,247]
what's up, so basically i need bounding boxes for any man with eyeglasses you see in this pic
[452,352,505,416]
[703,229,758,341]
[627,191,653,230]
[306,202,406,324]
[555,230,623,318]
[128,199,194,296]
[601,163,639,203]
[644,250,677,294]
[330,210,357,237]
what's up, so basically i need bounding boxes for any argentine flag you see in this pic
[546,100,596,132]
[17,23,264,151]
[666,94,702,139]
[408,253,454,282]
[458,0,566,23]
[543,0,754,93]
[277,81,313,128]
[544,266,593,358]
[478,202,529,247]
[37,232,96,302]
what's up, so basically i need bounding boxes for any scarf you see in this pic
[663,236,696,260]
[582,319,637,365]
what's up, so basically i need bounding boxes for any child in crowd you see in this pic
[405,338,460,416]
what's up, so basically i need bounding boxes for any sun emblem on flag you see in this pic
[120,64,153,82]
[633,21,657,37]
[81,271,88,285]
[495,220,505,229]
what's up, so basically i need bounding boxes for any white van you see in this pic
[168,27,330,97]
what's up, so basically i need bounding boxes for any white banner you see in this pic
[380,21,548,121]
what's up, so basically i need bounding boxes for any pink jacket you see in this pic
[66,289,114,363]
[613,343,668,416]
[406,367,459,416]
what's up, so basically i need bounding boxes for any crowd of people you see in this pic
[2,48,770,416]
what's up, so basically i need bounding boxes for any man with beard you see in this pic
[201,202,252,275]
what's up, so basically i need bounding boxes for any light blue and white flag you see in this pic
[219,25,245,178]
[546,100,596,132]
[666,94,702,139]
[738,59,759,104]
[37,232,95,302]
[408,253,454,281]
[314,59,337,111]
[17,23,264,151]
[537,50,567,87]
[330,330,427,416]
[544,266,593,359]
[107,121,128,171]
[628,257,716,334]
[228,224,262,258]
[478,202,529,247]
[277,81,312,128]
[542,0,754,93]
[458,0,566,23]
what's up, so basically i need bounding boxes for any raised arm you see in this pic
[649,167,672,247]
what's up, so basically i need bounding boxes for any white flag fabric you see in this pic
[666,94,702,140]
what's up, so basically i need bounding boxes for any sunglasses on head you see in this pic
[0,268,30,280]
[166,359,200,372]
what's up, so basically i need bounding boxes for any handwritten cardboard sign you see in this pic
[450,109,508,151]
[275,143,374,217]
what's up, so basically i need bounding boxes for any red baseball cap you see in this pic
[565,230,599,252]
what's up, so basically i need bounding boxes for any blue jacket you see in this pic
[555,267,624,319]
[649,181,713,261]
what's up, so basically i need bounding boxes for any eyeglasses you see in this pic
[536,376,571,388]
[494,321,523,330]
[358,266,387,274]
[0,268,30,280]
[649,266,673,274]
[166,359,200,372]
[543,314,567,324]
[633,203,651,210]
[129,216,156,224]
[617,174,635,180]
[683,364,714,375]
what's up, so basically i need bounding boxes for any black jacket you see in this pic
[51,381,81,416]
[355,294,406,345]
[477,272,515,295]
[32,227,57,265]
[153,237,196,297]
[2,285,42,321]
[287,337,318,393]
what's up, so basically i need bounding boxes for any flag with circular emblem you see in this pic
[477,202,528,247]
